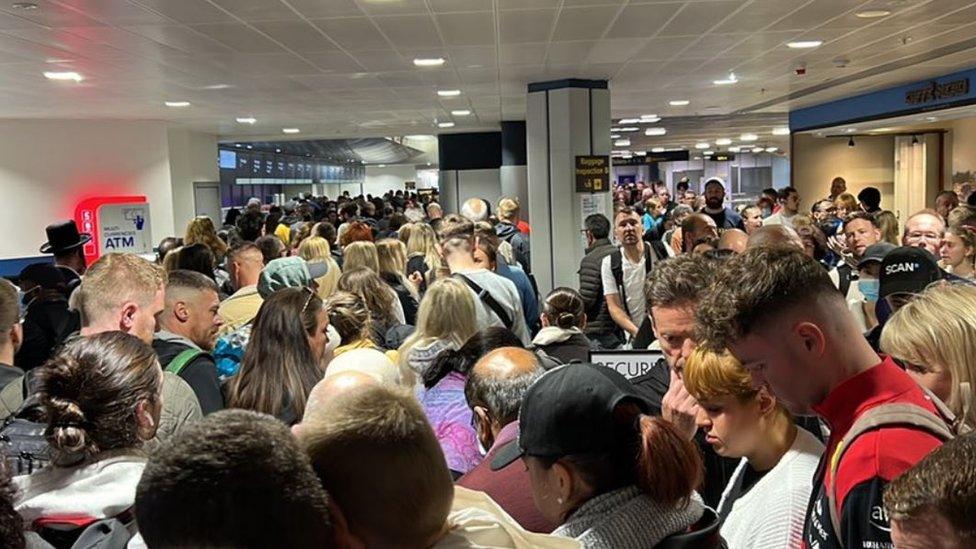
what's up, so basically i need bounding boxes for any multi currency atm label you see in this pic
[588,350,663,380]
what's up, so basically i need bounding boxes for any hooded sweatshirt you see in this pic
[531,326,592,365]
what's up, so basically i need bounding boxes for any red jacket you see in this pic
[456,421,555,533]
[802,357,944,548]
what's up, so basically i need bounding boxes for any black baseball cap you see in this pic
[490,363,651,471]
[857,242,897,269]
[879,246,943,299]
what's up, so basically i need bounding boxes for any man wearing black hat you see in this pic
[14,263,80,371]
[701,178,744,230]
[39,220,90,294]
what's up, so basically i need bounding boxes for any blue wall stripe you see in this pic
[0,255,54,279]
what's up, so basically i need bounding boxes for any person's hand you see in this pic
[662,367,700,441]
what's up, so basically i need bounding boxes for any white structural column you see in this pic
[526,79,612,295]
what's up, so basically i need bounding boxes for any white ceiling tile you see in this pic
[586,38,647,64]
[711,0,809,34]
[605,3,683,38]
[303,50,367,72]
[449,46,497,68]
[546,41,596,65]
[498,0,559,8]
[429,0,493,12]
[124,25,235,55]
[126,0,236,24]
[207,0,299,22]
[190,23,288,54]
[498,9,556,44]
[435,12,495,47]
[373,15,443,49]
[251,21,339,52]
[500,43,546,66]
[357,0,428,16]
[766,0,858,32]
[458,67,499,84]
[346,50,411,71]
[657,1,747,37]
[551,6,619,41]
[631,35,698,61]
[311,18,391,51]
[288,0,362,18]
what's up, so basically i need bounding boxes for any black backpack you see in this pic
[0,371,53,475]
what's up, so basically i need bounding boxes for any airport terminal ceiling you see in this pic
[0,0,973,150]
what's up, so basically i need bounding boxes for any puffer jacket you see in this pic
[577,239,617,342]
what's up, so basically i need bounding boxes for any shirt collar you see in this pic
[490,421,520,453]
[812,356,917,437]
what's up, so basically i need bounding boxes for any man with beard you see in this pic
[701,178,744,230]
[600,207,656,343]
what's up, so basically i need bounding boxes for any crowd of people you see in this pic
[0,177,974,548]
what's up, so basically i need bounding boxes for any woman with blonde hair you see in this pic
[337,267,405,343]
[683,347,823,548]
[376,238,419,324]
[397,222,414,245]
[324,291,398,365]
[185,216,228,263]
[873,210,900,245]
[881,283,976,430]
[398,278,477,377]
[298,236,342,299]
[406,222,443,289]
[342,241,379,273]
[834,193,858,221]
[940,225,976,279]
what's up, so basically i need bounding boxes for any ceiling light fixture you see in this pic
[282,128,300,134]
[651,147,665,153]
[615,139,632,147]
[765,147,778,153]
[619,127,639,132]
[405,134,435,140]
[703,150,714,155]
[925,116,938,122]
[378,164,387,168]
[740,133,758,141]
[870,127,893,132]
[634,151,647,157]
[713,72,738,85]
[236,117,256,124]
[844,127,858,133]
[715,138,733,146]
[437,89,461,97]
[610,134,621,139]
[437,122,455,128]
[644,127,666,136]
[751,147,764,153]
[610,127,622,132]
[695,142,710,149]
[12,2,37,9]
[203,84,231,90]
[275,148,281,153]
[669,100,690,106]
[787,40,823,49]
[413,58,445,67]
[43,71,83,82]
[451,109,471,116]
[856,10,890,18]
[772,127,790,135]
[640,114,660,122]
[246,145,252,150]
[728,146,741,153]
[619,118,640,124]
[164,101,191,107]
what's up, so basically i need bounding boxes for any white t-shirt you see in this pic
[600,249,648,330]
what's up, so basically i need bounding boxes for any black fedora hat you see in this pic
[40,220,92,254]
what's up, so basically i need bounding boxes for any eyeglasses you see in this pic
[301,286,317,314]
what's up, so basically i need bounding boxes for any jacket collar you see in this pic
[585,238,612,254]
[812,356,920,437]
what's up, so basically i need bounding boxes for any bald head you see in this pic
[747,225,803,251]
[472,347,540,380]
[460,198,489,222]
[681,213,718,254]
[718,228,749,254]
[297,371,379,434]
[465,348,543,445]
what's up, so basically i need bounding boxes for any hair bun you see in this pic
[46,396,90,455]
[557,312,576,329]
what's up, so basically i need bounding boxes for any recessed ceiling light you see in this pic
[451,109,471,116]
[925,116,938,122]
[695,142,710,149]
[234,144,241,148]
[621,152,633,159]
[275,148,281,153]
[765,147,779,152]
[282,128,300,134]
[787,40,823,49]
[729,146,741,153]
[378,164,387,168]
[610,134,621,139]
[641,114,660,121]
[246,145,252,150]
[693,156,701,161]
[651,147,665,153]
[666,147,684,152]
[713,72,738,85]
[870,127,893,132]
[164,101,191,107]
[437,122,455,128]
[752,147,765,153]
[203,83,231,90]
[236,117,256,124]
[844,127,858,133]
[740,133,758,141]
[772,127,790,135]
[619,118,641,124]
[634,151,647,156]
[669,100,690,106]
[619,127,639,132]
[715,138,733,146]
[610,127,622,132]
[43,71,83,82]
[413,58,445,67]
[703,150,714,155]
[615,139,632,147]
[11,2,37,10]
[437,89,461,97]
[856,10,890,18]
[644,127,666,136]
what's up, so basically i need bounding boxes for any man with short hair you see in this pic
[811,199,836,223]
[696,247,945,549]
[833,212,883,299]
[458,348,550,533]
[680,190,697,208]
[701,178,744,230]
[578,214,617,348]
[827,177,847,202]
[745,225,804,251]
[254,234,286,265]
[718,228,748,254]
[858,186,882,213]
[153,270,224,415]
[902,209,945,257]
[219,243,264,335]
[495,197,530,273]
[135,409,334,549]
[679,213,718,254]
[440,218,529,344]
[934,190,959,221]
[601,207,655,341]
[884,432,976,549]
[298,383,571,547]
[764,187,801,228]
